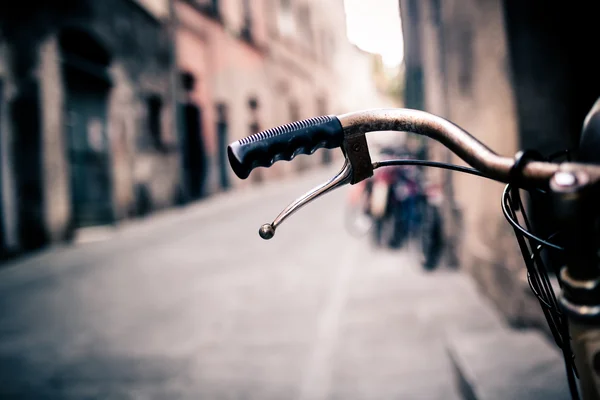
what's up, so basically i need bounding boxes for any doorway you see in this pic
[180,72,208,200]
[60,29,114,228]
[12,79,46,249]
[181,102,208,199]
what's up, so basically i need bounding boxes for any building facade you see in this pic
[176,0,400,191]
[0,0,180,256]
[399,0,600,330]
[0,0,398,258]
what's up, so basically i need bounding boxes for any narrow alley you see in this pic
[0,168,567,399]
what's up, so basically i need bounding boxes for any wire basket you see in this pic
[501,149,578,382]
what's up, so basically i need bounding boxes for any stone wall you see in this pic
[399,0,548,330]
[0,0,398,256]
[0,0,179,252]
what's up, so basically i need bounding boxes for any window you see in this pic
[248,96,259,110]
[289,99,299,121]
[180,71,196,93]
[196,0,221,19]
[216,102,228,123]
[146,95,164,151]
[249,121,260,135]
[276,80,289,95]
[316,96,327,115]
[248,97,260,132]
[297,5,313,43]
[277,0,295,37]
[241,0,253,42]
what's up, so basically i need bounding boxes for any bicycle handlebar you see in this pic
[339,109,548,184]
[227,108,600,239]
[228,108,600,185]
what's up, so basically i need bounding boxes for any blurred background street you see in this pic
[0,168,566,399]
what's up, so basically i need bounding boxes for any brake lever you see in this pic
[258,133,373,239]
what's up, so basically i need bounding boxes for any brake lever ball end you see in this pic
[259,223,275,240]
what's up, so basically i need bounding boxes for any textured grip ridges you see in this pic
[227,115,344,179]
[239,116,332,145]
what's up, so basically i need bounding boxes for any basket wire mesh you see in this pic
[501,150,579,390]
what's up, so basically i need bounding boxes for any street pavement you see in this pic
[0,166,565,399]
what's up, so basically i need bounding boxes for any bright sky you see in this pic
[343,0,404,68]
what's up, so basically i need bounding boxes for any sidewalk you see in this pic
[352,241,571,400]
[427,253,571,399]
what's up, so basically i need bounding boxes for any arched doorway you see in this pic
[59,28,114,228]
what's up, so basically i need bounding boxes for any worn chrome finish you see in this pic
[338,108,600,185]
[259,160,353,239]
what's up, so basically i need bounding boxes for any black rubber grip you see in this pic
[227,115,344,179]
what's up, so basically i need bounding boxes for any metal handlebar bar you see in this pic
[339,108,561,184]
[227,108,600,239]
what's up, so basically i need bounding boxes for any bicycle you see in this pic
[227,107,600,400]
